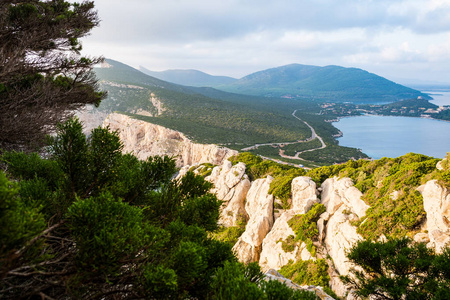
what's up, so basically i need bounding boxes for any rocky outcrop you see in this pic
[103,113,238,167]
[264,269,335,300]
[233,176,274,264]
[206,161,251,226]
[419,180,450,253]
[321,177,369,219]
[320,177,367,298]
[259,210,300,272]
[291,176,318,214]
[259,176,318,272]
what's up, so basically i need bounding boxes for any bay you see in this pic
[424,91,450,107]
[333,115,450,159]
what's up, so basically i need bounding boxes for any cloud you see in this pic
[82,0,450,82]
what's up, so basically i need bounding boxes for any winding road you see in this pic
[241,110,326,161]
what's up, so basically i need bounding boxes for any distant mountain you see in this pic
[138,66,237,87]
[214,64,431,103]
[92,59,367,165]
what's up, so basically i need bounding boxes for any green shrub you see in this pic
[288,203,326,243]
[211,225,246,246]
[279,259,330,288]
[269,168,306,209]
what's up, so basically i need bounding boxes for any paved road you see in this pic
[241,110,327,160]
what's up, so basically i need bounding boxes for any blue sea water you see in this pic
[424,91,450,107]
[333,115,450,159]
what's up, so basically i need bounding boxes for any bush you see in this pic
[279,259,330,288]
[342,237,450,299]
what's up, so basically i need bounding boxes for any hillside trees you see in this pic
[0,0,105,150]
[0,118,225,298]
[342,238,450,300]
[0,118,320,299]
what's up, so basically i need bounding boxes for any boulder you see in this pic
[259,211,299,272]
[420,180,450,253]
[233,176,274,263]
[321,177,369,218]
[324,206,363,296]
[291,176,318,214]
[207,161,251,226]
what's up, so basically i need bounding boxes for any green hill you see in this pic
[139,67,237,87]
[215,64,430,103]
[92,59,368,165]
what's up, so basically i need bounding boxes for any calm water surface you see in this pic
[333,115,450,159]
[424,91,450,106]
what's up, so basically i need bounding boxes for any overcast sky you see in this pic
[81,0,450,84]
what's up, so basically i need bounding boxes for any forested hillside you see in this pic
[214,64,430,103]
[139,66,237,87]
[92,59,368,165]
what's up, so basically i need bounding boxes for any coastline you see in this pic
[332,114,450,159]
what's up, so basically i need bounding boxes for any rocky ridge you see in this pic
[102,113,238,167]
[97,116,450,299]
[185,158,450,299]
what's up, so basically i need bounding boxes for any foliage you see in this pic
[261,279,318,300]
[286,203,326,255]
[229,152,304,182]
[209,261,265,300]
[211,225,246,246]
[306,153,445,240]
[229,152,307,209]
[342,237,450,300]
[288,203,326,243]
[279,259,330,288]
[269,168,307,209]
[94,59,374,165]
[0,0,106,150]
[0,118,319,299]
[209,260,318,300]
[299,144,368,165]
[0,172,46,263]
[214,64,428,103]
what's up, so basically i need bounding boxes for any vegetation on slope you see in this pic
[92,59,372,165]
[342,237,450,299]
[306,153,448,240]
[214,64,430,103]
[139,66,237,87]
[0,119,317,299]
[229,153,306,209]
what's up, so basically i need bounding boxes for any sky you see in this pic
[81,0,450,85]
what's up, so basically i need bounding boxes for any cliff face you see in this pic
[95,115,449,299]
[102,113,238,167]
[186,159,450,300]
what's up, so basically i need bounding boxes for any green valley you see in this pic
[92,59,369,165]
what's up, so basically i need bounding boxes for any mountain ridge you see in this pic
[138,66,237,87]
[136,62,430,103]
[216,63,430,103]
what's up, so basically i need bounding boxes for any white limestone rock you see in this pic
[233,176,275,263]
[414,232,430,244]
[291,176,318,214]
[420,180,450,253]
[325,206,363,285]
[259,211,299,272]
[245,176,275,225]
[220,178,251,227]
[103,113,237,167]
[321,177,369,218]
[206,160,251,227]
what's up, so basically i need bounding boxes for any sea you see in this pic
[332,91,450,159]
